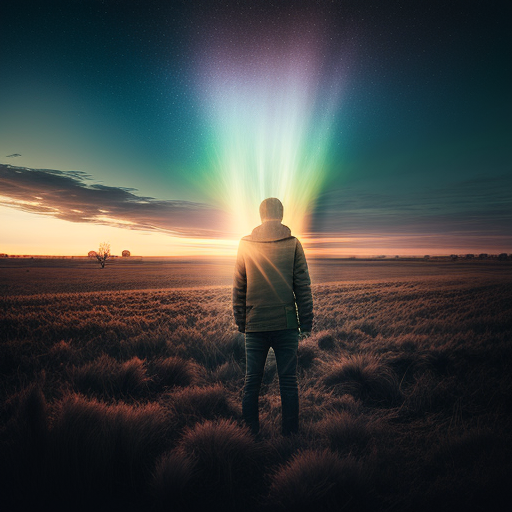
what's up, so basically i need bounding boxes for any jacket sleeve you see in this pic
[232,241,247,333]
[293,239,313,332]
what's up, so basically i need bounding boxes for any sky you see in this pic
[0,0,510,256]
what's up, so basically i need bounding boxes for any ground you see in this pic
[1,257,511,511]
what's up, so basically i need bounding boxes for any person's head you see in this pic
[259,197,283,222]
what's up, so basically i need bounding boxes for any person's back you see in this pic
[233,198,313,436]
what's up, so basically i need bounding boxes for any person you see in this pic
[232,197,313,436]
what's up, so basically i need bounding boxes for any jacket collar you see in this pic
[244,220,292,242]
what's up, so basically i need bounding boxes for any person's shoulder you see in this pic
[280,224,292,238]
[293,237,306,253]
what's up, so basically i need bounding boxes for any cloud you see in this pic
[2,164,509,252]
[5,154,21,158]
[309,175,512,241]
[0,164,231,238]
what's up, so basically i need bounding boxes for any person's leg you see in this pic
[272,329,299,436]
[242,332,269,436]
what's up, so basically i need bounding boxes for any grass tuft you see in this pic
[174,419,265,511]
[151,450,196,510]
[70,355,149,399]
[0,383,49,510]
[315,411,375,455]
[321,354,402,406]
[48,393,173,507]
[211,358,244,385]
[297,340,318,369]
[163,384,240,427]
[266,449,375,511]
[147,356,202,391]
[316,330,336,350]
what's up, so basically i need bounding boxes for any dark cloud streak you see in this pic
[0,165,231,238]
[309,175,512,250]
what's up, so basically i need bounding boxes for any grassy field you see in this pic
[1,258,511,511]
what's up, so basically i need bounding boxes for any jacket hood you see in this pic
[244,220,292,242]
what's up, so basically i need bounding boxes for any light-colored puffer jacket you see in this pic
[232,220,313,333]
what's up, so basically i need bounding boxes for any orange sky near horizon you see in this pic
[1,206,509,258]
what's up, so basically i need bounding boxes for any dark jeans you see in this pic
[243,329,299,436]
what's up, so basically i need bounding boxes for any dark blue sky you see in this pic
[0,0,510,255]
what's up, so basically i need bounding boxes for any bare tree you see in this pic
[96,242,110,268]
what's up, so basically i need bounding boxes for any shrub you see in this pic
[321,354,402,406]
[163,384,240,427]
[387,353,424,385]
[47,393,174,508]
[297,340,318,369]
[70,355,149,399]
[220,331,246,362]
[173,327,228,370]
[316,411,375,455]
[118,357,150,395]
[147,356,202,391]
[13,383,48,448]
[0,384,48,510]
[316,330,336,351]
[173,419,265,511]
[211,359,244,385]
[388,349,453,387]
[400,372,458,418]
[152,450,196,511]
[121,330,170,359]
[48,340,77,366]
[49,394,119,505]
[266,450,375,511]
[113,401,174,495]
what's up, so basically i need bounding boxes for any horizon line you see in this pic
[1,253,510,259]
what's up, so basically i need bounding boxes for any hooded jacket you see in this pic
[232,220,313,333]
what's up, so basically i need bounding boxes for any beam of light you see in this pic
[195,25,344,239]
[243,242,294,298]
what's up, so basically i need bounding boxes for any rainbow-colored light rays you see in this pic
[196,30,343,238]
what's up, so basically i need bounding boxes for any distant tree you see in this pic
[122,250,131,257]
[424,255,430,260]
[465,254,474,259]
[450,254,458,261]
[498,253,508,261]
[479,253,488,259]
[96,242,110,268]
[88,250,97,259]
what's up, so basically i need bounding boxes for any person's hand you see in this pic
[299,331,311,341]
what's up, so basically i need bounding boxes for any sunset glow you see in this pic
[0,206,239,257]
[0,2,510,257]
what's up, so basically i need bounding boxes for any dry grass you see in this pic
[70,355,150,399]
[266,449,375,511]
[315,410,378,456]
[1,260,511,511]
[321,353,402,406]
